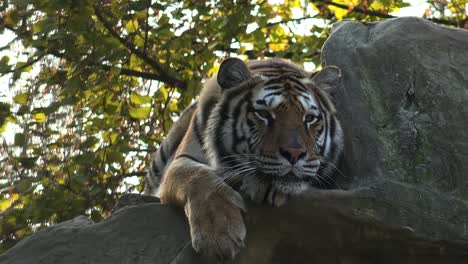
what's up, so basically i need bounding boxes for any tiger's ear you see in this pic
[311,66,341,92]
[217,58,251,89]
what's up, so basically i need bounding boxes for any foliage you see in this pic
[0,0,466,253]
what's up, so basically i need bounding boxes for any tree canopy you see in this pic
[0,0,467,253]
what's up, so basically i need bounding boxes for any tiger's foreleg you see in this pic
[160,155,247,261]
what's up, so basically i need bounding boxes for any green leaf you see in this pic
[0,102,11,132]
[76,152,95,165]
[0,56,10,73]
[14,133,25,146]
[19,157,38,169]
[82,136,98,149]
[128,105,151,119]
[103,130,119,143]
[16,179,33,193]
[130,92,152,105]
[15,61,33,73]
[13,93,30,105]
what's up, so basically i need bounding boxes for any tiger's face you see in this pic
[207,58,342,196]
[247,81,324,194]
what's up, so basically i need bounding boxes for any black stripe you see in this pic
[201,97,218,126]
[232,93,251,144]
[309,105,318,110]
[288,78,309,93]
[264,76,284,86]
[246,118,256,149]
[263,183,272,203]
[214,101,231,161]
[264,85,283,91]
[260,161,283,166]
[327,117,337,160]
[193,114,204,146]
[263,91,282,99]
[176,154,203,164]
[159,144,167,164]
[151,157,160,175]
[224,78,255,99]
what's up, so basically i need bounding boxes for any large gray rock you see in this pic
[0,201,191,264]
[1,192,468,264]
[322,16,468,241]
[2,17,468,264]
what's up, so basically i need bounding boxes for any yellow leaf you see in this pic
[13,93,30,105]
[270,43,289,52]
[0,199,10,211]
[168,101,178,112]
[130,92,152,105]
[0,123,6,133]
[33,113,46,123]
[328,0,360,20]
[128,105,151,119]
[125,19,139,33]
[32,22,41,33]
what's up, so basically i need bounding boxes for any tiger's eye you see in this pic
[304,114,319,124]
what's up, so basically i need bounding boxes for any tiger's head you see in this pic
[206,58,343,198]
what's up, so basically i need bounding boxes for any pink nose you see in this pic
[279,147,307,164]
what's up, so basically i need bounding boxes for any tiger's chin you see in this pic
[271,171,310,194]
[239,171,312,207]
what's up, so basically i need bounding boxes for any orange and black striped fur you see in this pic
[145,58,343,260]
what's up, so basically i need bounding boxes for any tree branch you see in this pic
[313,0,465,27]
[93,6,187,89]
[48,50,177,83]
[100,65,180,83]
[0,53,45,75]
[265,14,320,27]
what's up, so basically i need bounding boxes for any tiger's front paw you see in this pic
[185,185,247,261]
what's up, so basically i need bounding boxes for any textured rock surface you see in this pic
[323,16,468,241]
[2,17,468,264]
[0,201,192,264]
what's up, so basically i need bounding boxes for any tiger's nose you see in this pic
[279,147,307,165]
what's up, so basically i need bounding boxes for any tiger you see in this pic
[145,58,344,261]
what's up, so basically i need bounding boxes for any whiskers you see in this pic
[201,153,347,200]
[205,156,257,198]
[314,158,347,189]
